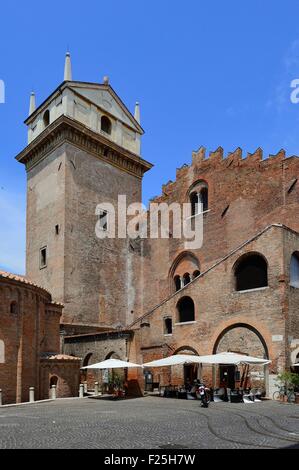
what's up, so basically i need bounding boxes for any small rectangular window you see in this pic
[55,225,60,235]
[164,318,173,335]
[99,210,108,231]
[40,247,47,269]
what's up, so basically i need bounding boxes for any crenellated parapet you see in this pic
[151,146,299,202]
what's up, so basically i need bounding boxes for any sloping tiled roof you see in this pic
[0,270,50,295]
[43,354,81,361]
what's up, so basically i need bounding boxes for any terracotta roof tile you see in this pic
[0,270,50,295]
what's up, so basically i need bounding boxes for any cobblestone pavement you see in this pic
[0,397,298,449]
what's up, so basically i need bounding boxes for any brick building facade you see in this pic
[0,271,80,404]
[1,55,299,400]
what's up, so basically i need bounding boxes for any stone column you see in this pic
[51,385,57,400]
[212,365,217,388]
[79,384,84,398]
[94,382,99,397]
[264,364,269,397]
[29,387,35,403]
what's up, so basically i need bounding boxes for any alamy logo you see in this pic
[95,196,205,250]
[0,80,5,104]
[290,79,299,104]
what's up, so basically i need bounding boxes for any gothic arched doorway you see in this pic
[213,324,269,390]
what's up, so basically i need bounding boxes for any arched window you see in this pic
[290,252,299,288]
[177,296,195,323]
[193,270,200,279]
[164,318,172,335]
[235,254,268,291]
[43,110,50,128]
[170,252,200,294]
[189,181,209,216]
[10,301,18,314]
[101,116,112,135]
[183,273,191,286]
[174,275,181,292]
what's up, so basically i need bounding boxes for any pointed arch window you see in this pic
[189,183,209,217]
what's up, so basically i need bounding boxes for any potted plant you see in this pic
[275,371,299,403]
[108,373,124,397]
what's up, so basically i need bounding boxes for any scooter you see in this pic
[196,383,210,408]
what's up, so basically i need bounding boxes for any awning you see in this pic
[143,354,199,368]
[191,352,271,365]
[81,358,143,369]
[143,352,271,368]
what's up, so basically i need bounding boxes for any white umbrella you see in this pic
[143,354,201,368]
[293,363,299,367]
[190,352,271,366]
[143,352,270,368]
[81,358,143,369]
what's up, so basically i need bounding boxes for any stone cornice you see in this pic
[16,115,153,178]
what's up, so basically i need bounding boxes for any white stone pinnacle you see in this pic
[64,52,72,81]
[134,102,140,124]
[29,92,36,115]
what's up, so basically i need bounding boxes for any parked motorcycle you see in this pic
[196,383,210,408]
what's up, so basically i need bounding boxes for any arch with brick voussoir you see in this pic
[105,351,122,360]
[210,317,272,360]
[213,323,269,359]
[186,178,209,199]
[169,251,200,293]
[173,345,199,356]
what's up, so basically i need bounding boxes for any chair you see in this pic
[230,389,243,403]
[242,388,255,403]
[177,388,187,399]
[213,387,226,402]
[251,388,262,402]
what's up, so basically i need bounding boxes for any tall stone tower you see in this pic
[16,53,152,334]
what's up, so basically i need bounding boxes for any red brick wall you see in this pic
[134,225,299,390]
[40,359,81,399]
[0,276,67,404]
[140,150,299,315]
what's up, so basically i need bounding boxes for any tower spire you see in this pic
[64,51,72,81]
[29,91,36,115]
[134,102,140,124]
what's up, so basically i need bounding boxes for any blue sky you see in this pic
[1,1,299,274]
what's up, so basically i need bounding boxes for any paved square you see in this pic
[0,397,298,449]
